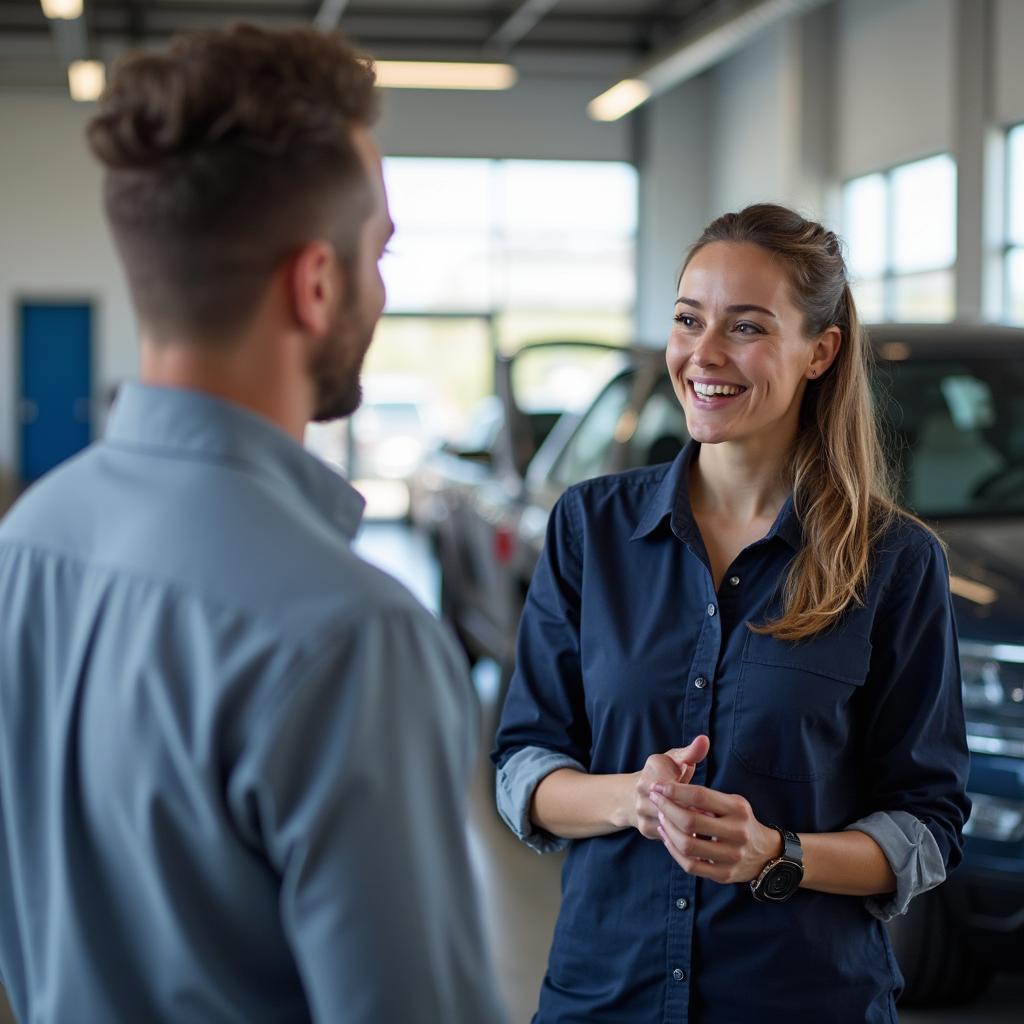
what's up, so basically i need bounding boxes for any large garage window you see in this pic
[380,157,637,348]
[842,154,957,323]
[1006,123,1024,324]
[367,157,637,434]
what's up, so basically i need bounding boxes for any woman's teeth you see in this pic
[692,382,744,397]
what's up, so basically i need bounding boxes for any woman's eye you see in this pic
[674,314,697,328]
[734,321,762,335]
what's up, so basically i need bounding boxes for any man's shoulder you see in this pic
[0,443,434,645]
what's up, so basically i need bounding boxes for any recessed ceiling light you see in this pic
[41,0,83,19]
[68,60,105,102]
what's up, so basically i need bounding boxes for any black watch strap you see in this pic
[773,825,802,865]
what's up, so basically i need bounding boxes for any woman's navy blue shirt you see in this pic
[493,443,971,1024]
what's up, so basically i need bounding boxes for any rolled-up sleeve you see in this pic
[855,535,972,911]
[492,491,592,850]
[497,746,586,853]
[844,810,947,920]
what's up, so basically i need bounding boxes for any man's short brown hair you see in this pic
[87,24,378,340]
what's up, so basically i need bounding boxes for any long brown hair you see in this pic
[682,204,913,641]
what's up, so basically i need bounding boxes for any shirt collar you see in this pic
[105,382,365,541]
[629,438,803,551]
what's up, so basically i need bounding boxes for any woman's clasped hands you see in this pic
[633,733,783,885]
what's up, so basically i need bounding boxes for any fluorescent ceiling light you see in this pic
[587,0,829,120]
[41,0,82,19]
[374,61,517,91]
[587,80,651,122]
[68,60,105,102]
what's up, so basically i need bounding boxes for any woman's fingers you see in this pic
[656,824,734,882]
[665,734,710,771]
[649,792,738,843]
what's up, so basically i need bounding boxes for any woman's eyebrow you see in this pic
[675,296,777,319]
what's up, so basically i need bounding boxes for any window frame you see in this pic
[1003,122,1024,324]
[841,152,957,323]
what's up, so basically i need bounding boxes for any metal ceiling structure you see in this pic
[0,0,724,90]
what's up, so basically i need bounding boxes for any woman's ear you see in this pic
[808,324,842,379]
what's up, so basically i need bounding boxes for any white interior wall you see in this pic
[375,74,632,161]
[636,75,712,347]
[710,23,801,214]
[993,0,1024,127]
[836,0,955,179]
[0,93,137,505]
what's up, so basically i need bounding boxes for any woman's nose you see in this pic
[691,330,726,368]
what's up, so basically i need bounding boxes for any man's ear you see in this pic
[288,240,346,338]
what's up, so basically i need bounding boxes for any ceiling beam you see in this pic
[313,0,350,32]
[487,0,561,52]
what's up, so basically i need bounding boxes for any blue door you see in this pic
[19,302,93,484]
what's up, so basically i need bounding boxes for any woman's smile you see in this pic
[688,376,749,408]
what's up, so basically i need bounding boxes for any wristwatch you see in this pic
[750,825,804,903]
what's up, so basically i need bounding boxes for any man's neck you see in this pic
[139,333,312,443]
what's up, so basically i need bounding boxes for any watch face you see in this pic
[760,861,803,901]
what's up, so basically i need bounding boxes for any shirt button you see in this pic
[706,603,717,617]
[729,575,740,587]
[694,676,708,689]
[672,968,686,982]
[676,898,689,910]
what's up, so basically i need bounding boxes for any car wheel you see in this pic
[887,885,992,1007]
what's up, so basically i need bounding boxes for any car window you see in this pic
[550,374,635,488]
[625,378,688,469]
[878,356,1024,516]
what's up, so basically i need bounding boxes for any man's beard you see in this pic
[309,302,374,423]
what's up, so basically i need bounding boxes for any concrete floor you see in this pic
[2,520,1022,1022]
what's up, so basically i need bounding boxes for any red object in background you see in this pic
[495,524,516,565]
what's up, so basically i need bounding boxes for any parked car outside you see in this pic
[434,324,1024,1007]
[409,342,627,655]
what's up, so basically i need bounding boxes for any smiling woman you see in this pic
[493,203,972,1024]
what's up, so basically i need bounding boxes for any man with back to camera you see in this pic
[0,24,506,1024]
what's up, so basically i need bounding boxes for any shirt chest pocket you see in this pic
[731,631,872,782]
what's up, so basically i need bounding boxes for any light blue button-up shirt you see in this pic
[0,383,505,1024]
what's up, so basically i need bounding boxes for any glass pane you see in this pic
[625,379,688,469]
[495,311,632,354]
[851,277,886,323]
[891,154,957,273]
[498,161,638,311]
[891,270,955,322]
[842,173,887,278]
[1007,247,1024,325]
[510,344,630,415]
[1008,124,1024,247]
[500,243,636,310]
[499,161,637,236]
[383,158,492,231]
[880,356,1024,517]
[362,316,493,439]
[382,236,492,312]
[550,375,634,488]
